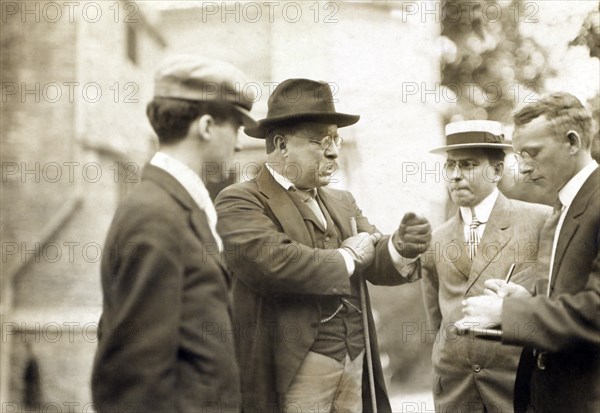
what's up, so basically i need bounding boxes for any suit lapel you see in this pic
[549,168,599,294]
[446,214,471,279]
[287,191,326,231]
[318,188,354,238]
[466,194,511,294]
[142,164,231,282]
[189,208,232,284]
[256,165,313,246]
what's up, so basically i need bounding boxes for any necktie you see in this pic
[537,199,563,283]
[289,187,326,227]
[297,188,317,201]
[468,209,482,262]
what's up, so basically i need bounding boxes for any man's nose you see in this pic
[325,144,339,159]
[448,164,462,181]
[519,160,534,175]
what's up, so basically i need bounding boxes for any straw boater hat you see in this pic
[244,78,360,138]
[430,120,512,154]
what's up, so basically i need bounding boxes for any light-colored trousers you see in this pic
[282,350,365,413]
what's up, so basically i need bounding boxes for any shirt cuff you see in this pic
[388,237,419,279]
[338,248,356,275]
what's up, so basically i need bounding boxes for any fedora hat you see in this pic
[430,120,512,154]
[244,78,359,138]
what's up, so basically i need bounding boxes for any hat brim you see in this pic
[233,105,258,130]
[244,112,360,138]
[430,143,513,154]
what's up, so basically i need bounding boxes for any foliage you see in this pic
[570,5,600,161]
[570,5,600,58]
[440,0,551,123]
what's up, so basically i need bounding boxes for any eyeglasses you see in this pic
[309,135,343,151]
[513,151,534,163]
[443,160,480,172]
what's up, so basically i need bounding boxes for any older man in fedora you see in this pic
[420,120,550,413]
[92,55,256,412]
[214,78,432,413]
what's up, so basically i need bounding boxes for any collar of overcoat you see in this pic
[549,167,599,294]
[142,164,230,278]
[255,164,355,245]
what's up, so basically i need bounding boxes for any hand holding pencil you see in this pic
[482,264,533,299]
[455,264,526,331]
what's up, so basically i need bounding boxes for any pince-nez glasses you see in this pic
[309,135,344,151]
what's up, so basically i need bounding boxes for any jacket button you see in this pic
[473,364,482,373]
[325,236,330,241]
[332,288,338,293]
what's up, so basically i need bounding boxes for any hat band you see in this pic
[447,131,504,146]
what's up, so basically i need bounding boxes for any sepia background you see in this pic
[1,0,599,411]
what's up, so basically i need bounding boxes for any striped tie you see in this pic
[468,209,482,262]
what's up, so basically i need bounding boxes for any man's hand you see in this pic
[483,279,532,298]
[340,232,382,271]
[455,295,503,332]
[392,212,431,258]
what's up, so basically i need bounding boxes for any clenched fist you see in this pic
[392,212,431,258]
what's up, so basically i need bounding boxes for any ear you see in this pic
[566,130,582,155]
[196,114,214,141]
[274,135,287,155]
[493,161,504,181]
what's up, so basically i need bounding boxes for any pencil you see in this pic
[504,263,517,283]
[350,216,358,236]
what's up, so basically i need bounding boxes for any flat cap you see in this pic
[153,54,257,128]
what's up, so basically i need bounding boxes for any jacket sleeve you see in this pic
[215,185,351,297]
[420,252,442,331]
[501,242,600,352]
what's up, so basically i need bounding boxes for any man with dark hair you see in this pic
[460,92,600,412]
[92,55,256,413]
[422,120,550,413]
[215,78,431,413]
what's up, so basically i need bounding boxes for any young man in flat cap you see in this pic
[421,120,550,413]
[214,78,431,413]
[91,55,256,413]
[460,92,600,413]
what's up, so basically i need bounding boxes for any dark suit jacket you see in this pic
[92,165,241,413]
[214,164,419,413]
[422,193,550,412]
[502,167,600,413]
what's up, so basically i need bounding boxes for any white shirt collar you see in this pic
[265,163,295,191]
[460,187,499,224]
[150,151,222,250]
[558,161,598,208]
[150,151,212,209]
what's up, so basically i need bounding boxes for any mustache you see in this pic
[449,184,469,190]
[321,160,338,168]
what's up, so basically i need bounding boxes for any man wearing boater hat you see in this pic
[420,120,550,413]
[459,93,600,413]
[215,78,432,413]
[92,55,256,412]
